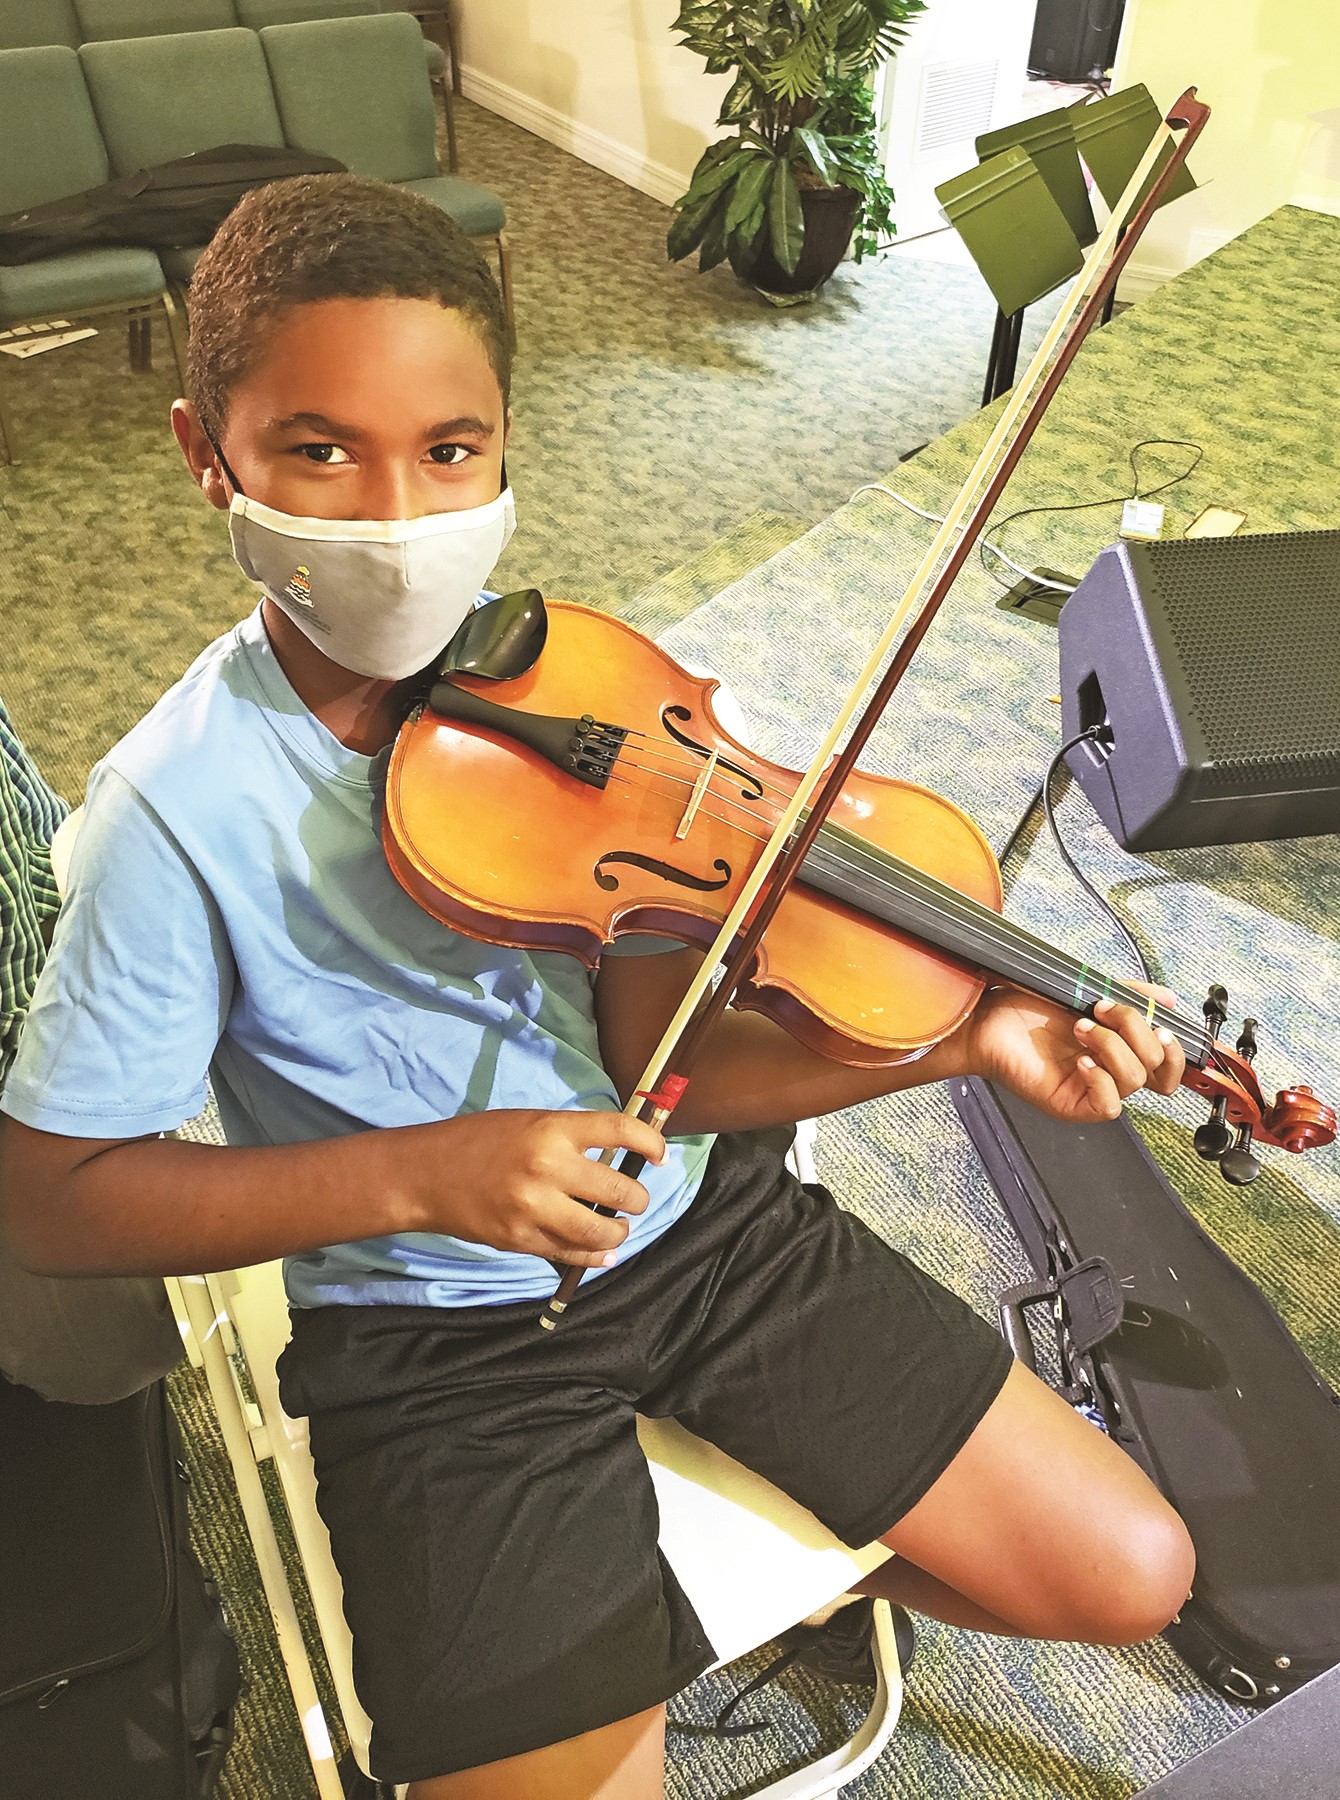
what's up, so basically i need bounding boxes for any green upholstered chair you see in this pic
[235,0,457,170]
[259,12,509,317]
[73,0,238,39]
[79,26,286,287]
[382,0,457,94]
[0,45,183,462]
[0,0,80,49]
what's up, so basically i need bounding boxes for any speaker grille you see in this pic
[1140,531,1340,785]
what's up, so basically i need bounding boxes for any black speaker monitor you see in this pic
[1058,531,1340,851]
[1029,0,1126,83]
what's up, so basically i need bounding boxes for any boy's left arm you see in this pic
[595,948,1184,1135]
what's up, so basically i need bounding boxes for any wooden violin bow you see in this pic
[540,91,1213,1329]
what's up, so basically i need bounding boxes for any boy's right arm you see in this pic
[0,765,662,1279]
[0,1107,665,1278]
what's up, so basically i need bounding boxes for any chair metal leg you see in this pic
[495,230,514,330]
[0,356,17,464]
[177,1274,347,1800]
[160,287,188,393]
[438,76,459,172]
[445,0,461,94]
[128,311,153,373]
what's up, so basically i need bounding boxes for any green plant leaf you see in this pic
[717,70,759,124]
[679,142,755,206]
[768,157,805,273]
[792,124,838,185]
[698,196,734,273]
[666,185,724,262]
[723,152,775,236]
[726,220,760,280]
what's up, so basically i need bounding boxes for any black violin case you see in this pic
[0,1374,242,1797]
[948,1075,1340,1706]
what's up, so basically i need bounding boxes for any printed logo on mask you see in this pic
[285,565,314,608]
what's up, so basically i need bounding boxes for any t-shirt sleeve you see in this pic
[0,763,236,1138]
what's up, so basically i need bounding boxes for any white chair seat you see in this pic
[178,1262,904,1797]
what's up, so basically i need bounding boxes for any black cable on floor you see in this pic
[998,728,1154,983]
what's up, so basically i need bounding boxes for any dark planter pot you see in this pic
[748,183,861,297]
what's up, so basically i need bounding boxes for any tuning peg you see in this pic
[1194,1096,1234,1160]
[1219,1123,1261,1186]
[1236,1018,1259,1063]
[1203,984,1229,1038]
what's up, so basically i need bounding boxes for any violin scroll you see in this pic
[1181,986,1336,1180]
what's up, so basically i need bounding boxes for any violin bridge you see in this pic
[675,749,719,841]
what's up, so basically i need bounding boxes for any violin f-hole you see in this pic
[662,706,764,801]
[593,851,732,894]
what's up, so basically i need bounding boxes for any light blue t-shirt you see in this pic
[0,606,713,1308]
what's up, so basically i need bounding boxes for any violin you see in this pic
[385,594,1336,1183]
[387,89,1334,1327]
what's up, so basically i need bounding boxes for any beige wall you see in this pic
[456,1,730,205]
[1116,0,1340,290]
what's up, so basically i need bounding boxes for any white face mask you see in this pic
[227,487,517,681]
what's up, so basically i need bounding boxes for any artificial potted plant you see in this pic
[667,0,927,302]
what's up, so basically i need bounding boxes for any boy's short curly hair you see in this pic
[187,173,512,441]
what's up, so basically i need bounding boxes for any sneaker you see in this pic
[709,1599,915,1736]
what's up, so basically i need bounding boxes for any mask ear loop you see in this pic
[203,428,245,498]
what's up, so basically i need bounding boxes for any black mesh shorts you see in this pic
[276,1130,1011,1783]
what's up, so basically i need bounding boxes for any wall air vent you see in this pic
[916,59,1000,157]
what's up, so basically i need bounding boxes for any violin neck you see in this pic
[800,821,1213,1069]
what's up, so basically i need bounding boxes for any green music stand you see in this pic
[935,145,1084,405]
[977,105,1098,247]
[1070,82,1197,220]
[1070,84,1197,323]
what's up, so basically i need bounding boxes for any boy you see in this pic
[0,176,1193,1800]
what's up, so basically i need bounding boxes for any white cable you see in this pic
[980,539,1078,593]
[852,482,1078,595]
[854,481,942,524]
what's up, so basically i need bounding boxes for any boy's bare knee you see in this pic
[1097,1502,1196,1645]
[1059,1499,1196,1646]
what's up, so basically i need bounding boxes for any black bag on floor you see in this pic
[0,1373,243,1797]
[949,1075,1340,1707]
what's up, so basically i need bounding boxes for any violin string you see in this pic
[617,729,797,803]
[618,745,1210,1057]
[615,750,792,830]
[603,761,1213,1063]
[811,823,1206,1054]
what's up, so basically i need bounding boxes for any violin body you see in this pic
[385,601,1000,1067]
[386,600,1334,1159]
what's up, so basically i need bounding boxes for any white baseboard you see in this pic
[1115,258,1178,302]
[458,64,692,207]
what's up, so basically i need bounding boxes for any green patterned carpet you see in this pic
[5,75,1334,1800]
